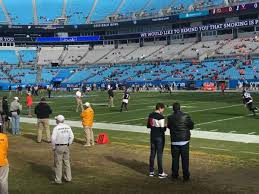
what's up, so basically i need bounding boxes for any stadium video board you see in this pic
[210,2,259,15]
[36,36,101,43]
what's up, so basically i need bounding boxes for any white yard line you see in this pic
[196,114,253,126]
[229,131,237,133]
[94,102,200,116]
[240,151,259,155]
[199,147,231,151]
[210,129,219,132]
[114,104,242,124]
[20,117,259,144]
[248,132,256,135]
[51,98,196,109]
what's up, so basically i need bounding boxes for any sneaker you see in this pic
[158,172,168,179]
[83,144,91,147]
[149,172,155,177]
[51,181,63,185]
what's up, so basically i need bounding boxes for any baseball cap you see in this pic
[55,115,65,122]
[14,97,19,101]
[84,102,91,107]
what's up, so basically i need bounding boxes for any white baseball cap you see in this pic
[55,115,65,122]
[14,97,19,101]
[84,102,91,107]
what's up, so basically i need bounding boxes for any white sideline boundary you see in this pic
[20,117,259,144]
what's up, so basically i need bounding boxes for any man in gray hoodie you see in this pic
[10,97,22,135]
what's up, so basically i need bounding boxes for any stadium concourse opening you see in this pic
[0,0,259,193]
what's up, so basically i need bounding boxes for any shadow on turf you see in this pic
[22,133,37,142]
[28,162,53,181]
[74,138,85,145]
[22,133,51,143]
[105,156,148,174]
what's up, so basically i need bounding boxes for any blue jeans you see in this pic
[149,136,165,174]
[11,115,20,135]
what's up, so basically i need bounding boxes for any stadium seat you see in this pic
[36,0,63,24]
[3,0,33,24]
[66,0,94,24]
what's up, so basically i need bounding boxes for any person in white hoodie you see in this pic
[10,97,22,135]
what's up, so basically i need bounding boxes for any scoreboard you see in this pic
[210,2,259,15]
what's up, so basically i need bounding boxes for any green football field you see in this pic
[4,90,259,193]
[13,90,259,135]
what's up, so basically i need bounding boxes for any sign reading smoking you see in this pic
[140,19,259,37]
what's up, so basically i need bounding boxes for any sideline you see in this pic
[20,117,259,144]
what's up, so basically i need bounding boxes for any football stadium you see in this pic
[0,0,258,193]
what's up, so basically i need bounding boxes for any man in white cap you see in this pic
[10,97,22,135]
[51,115,74,184]
[75,90,83,112]
[80,102,95,147]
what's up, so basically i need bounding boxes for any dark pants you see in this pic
[247,102,257,114]
[171,143,190,180]
[149,136,165,174]
[120,102,128,112]
[48,91,51,98]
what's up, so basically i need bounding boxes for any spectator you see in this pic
[8,86,11,97]
[75,90,83,113]
[10,97,22,135]
[47,86,52,98]
[147,103,168,179]
[80,102,94,147]
[34,97,52,143]
[26,92,33,117]
[0,125,9,194]
[108,88,114,108]
[2,97,10,131]
[51,115,74,184]
[167,102,194,182]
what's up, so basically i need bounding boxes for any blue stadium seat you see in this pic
[0,6,7,23]
[0,71,9,83]
[3,0,33,24]
[19,50,37,63]
[0,0,226,24]
[65,67,100,83]
[120,0,149,16]
[37,0,63,24]
[55,68,76,80]
[41,68,62,83]
[91,0,121,21]
[0,50,18,64]
[10,68,37,84]
[66,0,94,24]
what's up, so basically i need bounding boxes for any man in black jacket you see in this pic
[34,97,52,143]
[167,102,194,182]
[147,103,167,179]
[2,96,10,131]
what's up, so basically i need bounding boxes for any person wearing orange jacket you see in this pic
[80,102,94,147]
[26,92,33,117]
[0,126,9,194]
